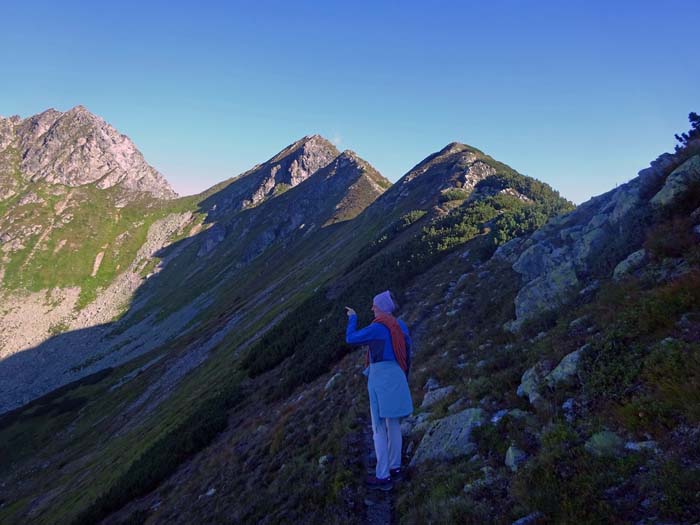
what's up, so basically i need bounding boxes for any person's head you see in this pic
[372,290,396,316]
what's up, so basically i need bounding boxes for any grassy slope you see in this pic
[395,219,700,524]
[0,146,575,524]
[0,171,201,308]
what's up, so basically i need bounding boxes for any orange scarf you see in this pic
[366,312,408,373]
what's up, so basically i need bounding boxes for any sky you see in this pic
[1,0,698,203]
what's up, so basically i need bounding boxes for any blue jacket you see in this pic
[345,314,412,374]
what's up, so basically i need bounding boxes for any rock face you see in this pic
[650,155,700,207]
[0,106,177,199]
[203,134,340,217]
[613,249,647,280]
[198,149,389,264]
[504,151,700,330]
[371,142,499,218]
[409,407,484,465]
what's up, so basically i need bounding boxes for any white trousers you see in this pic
[370,410,402,479]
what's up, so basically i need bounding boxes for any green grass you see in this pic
[0,180,200,310]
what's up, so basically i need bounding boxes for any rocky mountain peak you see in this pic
[205,135,340,215]
[0,106,177,199]
[336,149,363,168]
[270,134,336,165]
[372,142,499,216]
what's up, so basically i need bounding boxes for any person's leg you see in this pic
[387,417,402,470]
[369,390,390,480]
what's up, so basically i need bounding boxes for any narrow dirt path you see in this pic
[363,419,393,525]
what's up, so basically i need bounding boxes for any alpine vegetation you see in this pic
[0,108,698,524]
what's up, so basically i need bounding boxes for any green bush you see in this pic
[580,333,644,403]
[439,187,470,202]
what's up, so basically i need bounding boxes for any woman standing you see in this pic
[345,290,413,491]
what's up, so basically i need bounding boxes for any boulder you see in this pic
[508,262,580,331]
[651,155,700,207]
[638,153,676,192]
[613,249,647,280]
[545,349,583,387]
[490,409,509,424]
[513,242,566,281]
[562,398,576,422]
[572,226,609,268]
[318,454,333,466]
[505,444,528,472]
[608,181,642,224]
[409,408,484,466]
[491,408,533,425]
[568,315,590,330]
[447,397,468,413]
[492,237,528,264]
[421,385,455,408]
[584,431,625,457]
[517,361,553,406]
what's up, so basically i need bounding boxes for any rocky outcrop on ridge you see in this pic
[374,142,498,215]
[0,106,176,199]
[197,149,389,260]
[499,141,700,330]
[202,134,340,218]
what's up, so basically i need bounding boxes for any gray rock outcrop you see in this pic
[204,134,340,217]
[0,106,177,199]
[517,361,553,406]
[421,385,455,408]
[613,249,647,280]
[409,407,484,465]
[545,348,583,387]
[650,155,700,207]
[504,151,700,331]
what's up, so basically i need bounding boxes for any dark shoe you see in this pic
[366,475,392,491]
[389,467,403,479]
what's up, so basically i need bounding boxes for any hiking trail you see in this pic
[363,419,393,525]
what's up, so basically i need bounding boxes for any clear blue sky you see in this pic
[1,0,698,203]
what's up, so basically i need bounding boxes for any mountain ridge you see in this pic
[1,109,698,524]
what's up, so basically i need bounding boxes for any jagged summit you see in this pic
[0,105,177,199]
[270,134,335,163]
[196,147,389,258]
[370,141,520,219]
[202,134,341,216]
